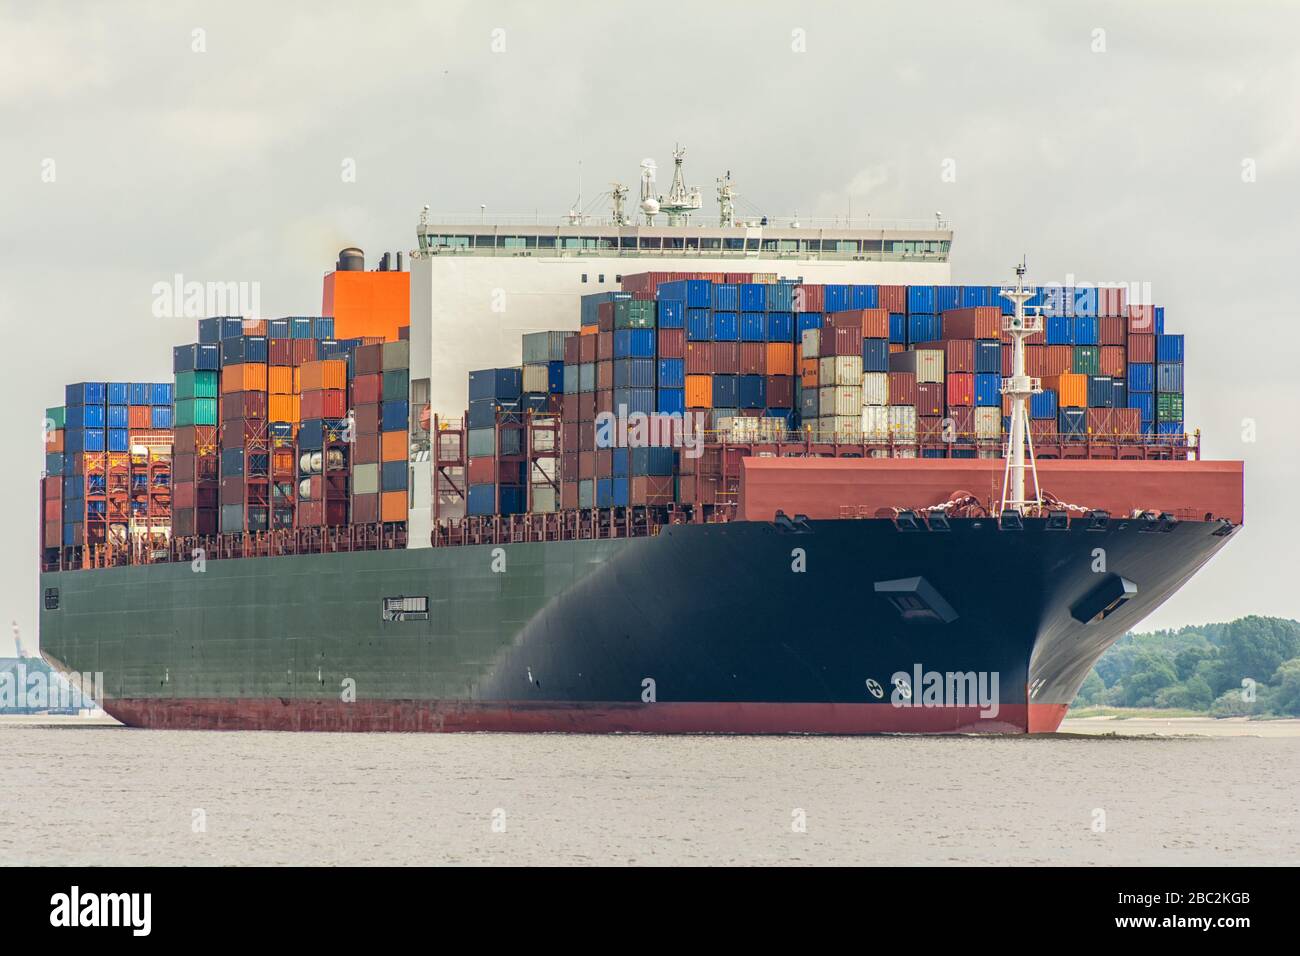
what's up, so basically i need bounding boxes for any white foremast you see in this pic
[999,263,1044,516]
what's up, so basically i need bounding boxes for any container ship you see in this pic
[37,151,1243,734]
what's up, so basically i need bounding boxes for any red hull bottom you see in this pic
[103,698,1062,735]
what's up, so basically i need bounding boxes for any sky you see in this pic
[2,1,1298,656]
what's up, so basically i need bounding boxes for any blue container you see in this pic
[595,478,614,508]
[106,428,128,452]
[1157,421,1182,436]
[65,382,107,406]
[851,285,879,309]
[1112,380,1127,408]
[578,364,595,393]
[766,312,794,342]
[612,447,630,478]
[937,286,962,312]
[612,387,654,416]
[710,311,739,341]
[907,313,941,343]
[686,308,711,341]
[974,374,1001,407]
[1156,334,1184,363]
[1046,314,1071,345]
[1129,392,1154,420]
[1154,307,1166,335]
[613,328,655,358]
[289,317,313,339]
[921,448,946,459]
[612,477,630,507]
[961,286,991,308]
[907,285,936,314]
[631,447,675,476]
[67,404,105,429]
[467,399,499,429]
[657,279,711,309]
[467,484,498,516]
[974,340,1001,374]
[1087,375,1115,408]
[221,335,268,365]
[740,312,765,341]
[1127,363,1154,393]
[313,317,334,339]
[1058,408,1087,439]
[546,360,565,394]
[657,300,684,329]
[173,343,219,372]
[468,368,522,402]
[562,365,578,395]
[738,375,766,409]
[658,358,685,388]
[825,284,852,313]
[614,358,655,388]
[1031,389,1059,420]
[381,400,409,431]
[107,383,129,406]
[68,428,104,454]
[712,283,739,311]
[657,387,685,415]
[1071,316,1099,345]
[712,375,739,407]
[1042,286,1069,318]
[381,461,408,491]
[889,314,906,343]
[107,405,128,428]
[267,318,290,338]
[739,283,766,311]
[62,474,83,498]
[797,312,822,336]
[765,282,795,312]
[151,383,173,406]
[862,338,889,373]
[1157,363,1184,393]
[220,447,245,477]
[129,383,149,405]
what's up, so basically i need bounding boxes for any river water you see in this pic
[2,718,1296,866]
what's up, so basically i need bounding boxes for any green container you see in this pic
[175,397,218,427]
[1071,345,1100,376]
[174,370,219,401]
[467,427,496,458]
[614,299,656,330]
[1157,392,1184,422]
[382,368,409,401]
[45,406,66,429]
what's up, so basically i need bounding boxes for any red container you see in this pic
[1024,345,1044,377]
[1099,317,1126,346]
[354,403,380,434]
[354,433,379,465]
[942,307,1000,340]
[564,337,581,365]
[301,389,346,420]
[821,327,862,358]
[1030,418,1057,443]
[352,373,382,405]
[351,493,379,524]
[1099,346,1126,377]
[578,393,596,422]
[220,476,247,503]
[562,453,578,481]
[298,500,348,527]
[629,476,674,506]
[291,339,316,366]
[1042,345,1072,376]
[685,342,712,374]
[1099,286,1127,318]
[794,284,824,313]
[1126,304,1155,334]
[596,448,613,476]
[844,308,890,338]
[354,343,383,376]
[577,418,593,451]
[562,394,578,422]
[561,480,578,510]
[1112,407,1140,435]
[1086,408,1116,435]
[918,416,945,441]
[1127,333,1155,363]
[713,342,740,374]
[920,339,974,373]
[946,372,974,407]
[878,285,906,313]
[595,388,613,416]
[765,375,794,408]
[916,382,945,416]
[128,406,151,429]
[578,451,596,479]
[579,334,598,363]
[220,419,265,446]
[596,360,613,391]
[269,338,293,366]
[221,391,267,421]
[658,328,685,358]
[597,331,613,361]
[562,422,579,453]
[888,371,917,406]
[597,301,614,328]
[740,343,766,375]
[947,406,975,438]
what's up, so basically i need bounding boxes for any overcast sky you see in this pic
[2,1,1297,656]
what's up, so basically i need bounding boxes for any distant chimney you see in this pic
[336,247,364,272]
[396,251,403,272]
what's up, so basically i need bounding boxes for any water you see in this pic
[2,719,1297,866]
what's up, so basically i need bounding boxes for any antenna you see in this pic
[657,144,702,225]
[639,158,660,224]
[717,169,736,227]
[998,260,1045,516]
[610,182,629,225]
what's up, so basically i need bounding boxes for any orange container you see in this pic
[381,430,407,462]
[242,319,267,336]
[685,374,712,409]
[268,393,299,423]
[799,357,818,389]
[267,366,294,395]
[889,343,906,353]
[380,490,407,522]
[579,326,598,336]
[299,359,347,392]
[766,343,794,376]
[222,363,267,394]
[1044,372,1088,408]
[46,429,65,453]
[128,406,151,429]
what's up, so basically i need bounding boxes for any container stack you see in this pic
[218,333,272,533]
[348,341,411,525]
[467,367,525,516]
[297,357,350,528]
[521,330,570,512]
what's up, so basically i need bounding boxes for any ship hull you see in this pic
[39,516,1236,735]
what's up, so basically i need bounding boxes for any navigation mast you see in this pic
[999,261,1044,516]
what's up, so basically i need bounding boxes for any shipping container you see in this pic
[941,306,1000,340]
[1157,362,1184,393]
[1044,373,1088,408]
[1127,363,1154,393]
[890,348,944,384]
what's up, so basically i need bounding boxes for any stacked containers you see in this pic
[467,367,525,515]
[218,333,271,532]
[297,357,350,527]
[379,341,411,522]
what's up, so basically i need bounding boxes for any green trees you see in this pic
[1071,616,1300,717]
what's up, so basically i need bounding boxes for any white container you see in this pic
[352,462,379,495]
[974,406,1002,439]
[863,406,891,440]
[888,405,918,441]
[829,415,862,442]
[818,386,837,418]
[819,355,863,386]
[861,372,889,407]
[833,385,862,417]
[531,485,558,513]
[890,348,945,384]
[801,328,820,359]
[522,363,551,393]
